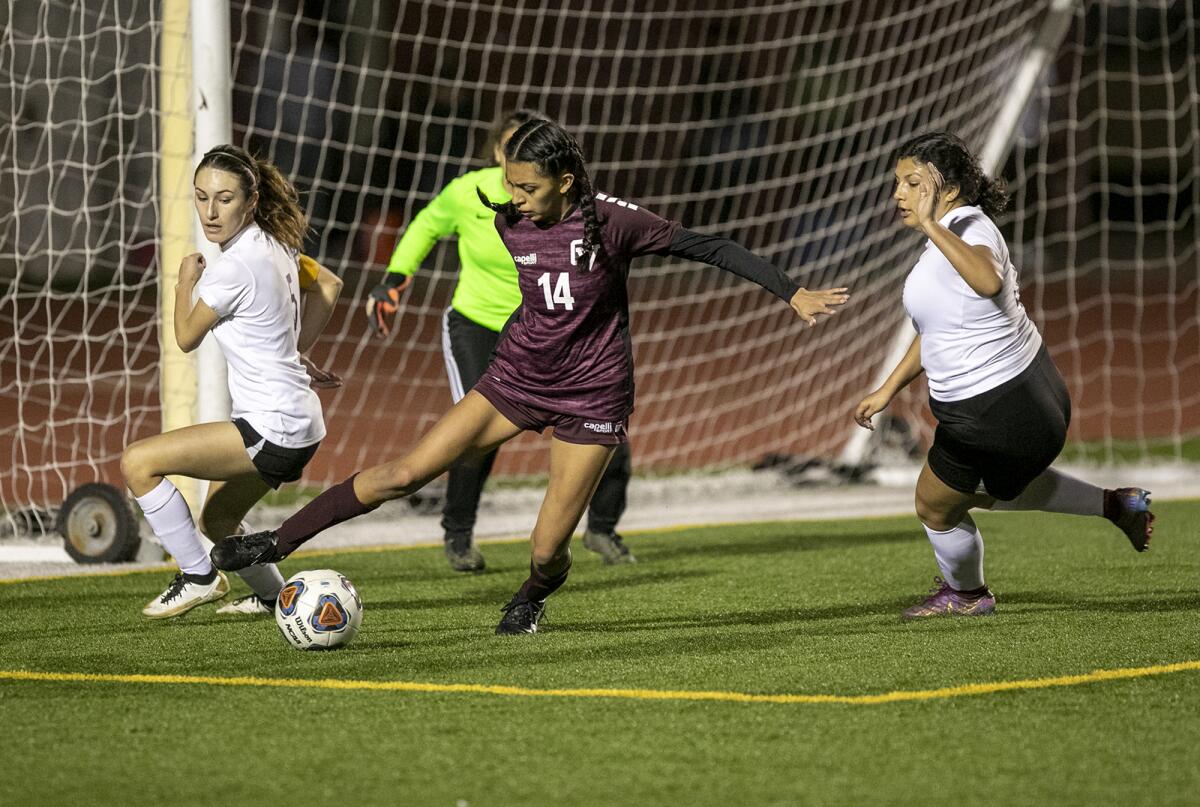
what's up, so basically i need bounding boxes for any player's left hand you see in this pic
[790,286,849,327]
[299,354,342,389]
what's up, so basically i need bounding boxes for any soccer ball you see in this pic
[274,569,363,650]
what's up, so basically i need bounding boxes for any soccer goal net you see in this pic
[2,1,1195,538]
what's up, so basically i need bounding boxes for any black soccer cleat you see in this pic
[495,595,546,635]
[443,532,486,573]
[1104,488,1155,552]
[210,530,282,571]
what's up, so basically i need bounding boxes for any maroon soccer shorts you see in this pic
[474,376,628,446]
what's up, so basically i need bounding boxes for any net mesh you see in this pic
[226,0,1050,484]
[2,0,1195,537]
[0,1,160,534]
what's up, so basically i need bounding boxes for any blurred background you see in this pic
[1,0,1196,538]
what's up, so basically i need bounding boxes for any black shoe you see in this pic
[582,529,637,564]
[444,533,485,573]
[210,530,281,571]
[495,595,546,635]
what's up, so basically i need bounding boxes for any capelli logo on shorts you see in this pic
[582,421,614,433]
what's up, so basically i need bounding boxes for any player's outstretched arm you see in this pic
[854,335,923,430]
[666,228,848,325]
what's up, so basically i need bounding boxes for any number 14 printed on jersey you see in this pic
[537,272,575,310]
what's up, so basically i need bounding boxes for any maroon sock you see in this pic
[953,584,991,599]
[275,474,373,556]
[516,559,571,603]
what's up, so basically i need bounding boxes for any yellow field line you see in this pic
[3,660,1198,706]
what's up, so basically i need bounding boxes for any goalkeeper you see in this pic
[366,109,636,572]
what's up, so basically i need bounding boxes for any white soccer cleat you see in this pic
[142,571,230,619]
[215,594,274,616]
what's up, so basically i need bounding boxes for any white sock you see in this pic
[923,518,985,591]
[135,479,213,576]
[233,520,284,600]
[990,467,1103,516]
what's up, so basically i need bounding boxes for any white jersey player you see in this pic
[854,132,1154,619]
[121,144,343,619]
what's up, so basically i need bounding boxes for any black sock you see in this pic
[184,569,217,585]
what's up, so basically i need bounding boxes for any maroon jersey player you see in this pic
[211,118,849,635]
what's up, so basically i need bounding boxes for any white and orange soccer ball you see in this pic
[274,569,363,650]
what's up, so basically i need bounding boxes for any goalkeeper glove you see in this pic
[366,272,411,337]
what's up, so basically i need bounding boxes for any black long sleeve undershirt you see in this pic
[665,228,801,303]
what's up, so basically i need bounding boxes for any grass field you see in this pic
[3,501,1198,806]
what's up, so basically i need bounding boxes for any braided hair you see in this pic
[195,145,309,250]
[895,132,1009,219]
[481,107,544,162]
[477,118,605,263]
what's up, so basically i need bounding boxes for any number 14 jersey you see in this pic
[484,193,681,422]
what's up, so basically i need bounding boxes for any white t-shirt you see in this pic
[902,205,1042,402]
[195,224,325,448]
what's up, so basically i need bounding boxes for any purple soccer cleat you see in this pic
[1105,488,1154,552]
[901,577,996,620]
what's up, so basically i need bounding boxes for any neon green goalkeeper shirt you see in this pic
[385,165,519,332]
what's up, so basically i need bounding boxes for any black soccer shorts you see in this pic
[233,418,320,489]
[926,345,1071,501]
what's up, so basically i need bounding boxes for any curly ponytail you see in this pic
[195,145,309,250]
[482,118,605,265]
[895,131,1010,219]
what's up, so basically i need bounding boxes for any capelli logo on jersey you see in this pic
[582,421,614,433]
[514,253,538,266]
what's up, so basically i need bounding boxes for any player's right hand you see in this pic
[854,389,893,431]
[365,274,411,337]
[179,252,206,286]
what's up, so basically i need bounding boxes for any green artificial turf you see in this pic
[2,502,1198,806]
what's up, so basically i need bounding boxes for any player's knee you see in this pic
[120,442,152,489]
[915,495,956,532]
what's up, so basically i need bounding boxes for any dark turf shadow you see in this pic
[996,589,1200,615]
[557,597,914,635]
[639,529,921,562]
[365,569,716,612]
